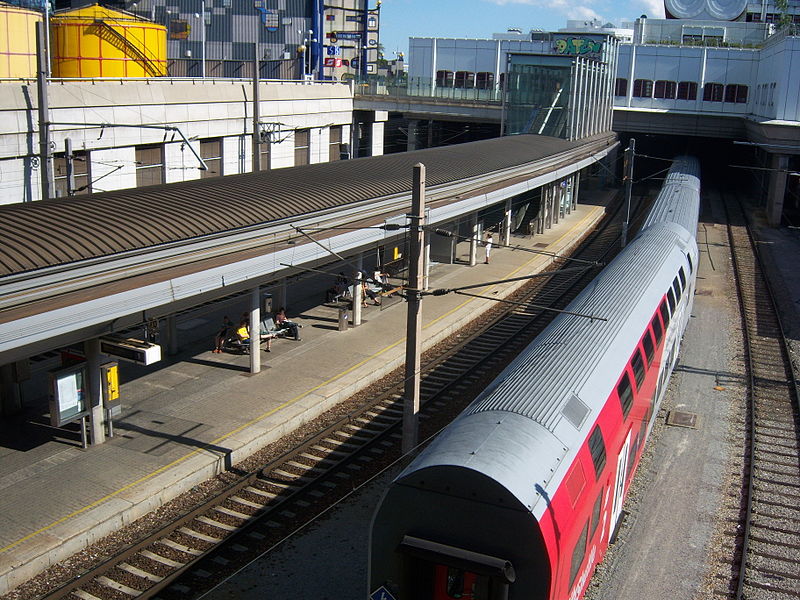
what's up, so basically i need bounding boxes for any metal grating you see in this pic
[666,410,698,428]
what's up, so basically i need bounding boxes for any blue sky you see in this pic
[378,0,666,58]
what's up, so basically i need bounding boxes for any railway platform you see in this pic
[0,189,613,595]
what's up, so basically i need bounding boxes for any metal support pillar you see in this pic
[252,44,261,173]
[406,119,419,152]
[622,138,635,247]
[572,171,580,210]
[84,338,106,445]
[36,21,53,201]
[423,227,431,291]
[249,287,261,373]
[469,214,479,266]
[276,278,287,311]
[1,363,22,416]
[166,315,178,356]
[403,163,425,454]
[553,183,560,224]
[766,153,789,227]
[502,198,512,246]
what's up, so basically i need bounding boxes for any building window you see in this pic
[632,79,653,98]
[653,80,677,99]
[724,84,748,103]
[294,128,310,166]
[475,72,494,89]
[614,77,628,96]
[53,149,90,197]
[436,70,454,87]
[329,125,342,162]
[135,144,164,187]
[200,138,222,178]
[702,82,724,102]
[677,81,697,100]
[454,71,475,88]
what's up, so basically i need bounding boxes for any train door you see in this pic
[610,430,631,542]
[433,565,490,599]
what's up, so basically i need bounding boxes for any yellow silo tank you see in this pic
[51,4,166,78]
[0,2,41,78]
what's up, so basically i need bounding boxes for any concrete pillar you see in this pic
[1,363,22,416]
[407,119,419,152]
[166,315,178,356]
[766,153,789,227]
[354,271,363,326]
[427,120,434,149]
[249,287,261,374]
[84,338,106,445]
[502,198,512,246]
[469,214,479,266]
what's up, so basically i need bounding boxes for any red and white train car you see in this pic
[369,156,701,600]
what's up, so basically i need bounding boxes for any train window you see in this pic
[631,349,646,390]
[570,522,590,588]
[659,300,671,328]
[686,253,693,274]
[652,315,664,344]
[588,426,607,479]
[589,493,603,540]
[678,266,687,288]
[667,288,676,313]
[642,330,655,365]
[617,372,634,418]
[673,276,682,303]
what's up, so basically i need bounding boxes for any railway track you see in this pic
[725,196,800,600]
[35,187,655,600]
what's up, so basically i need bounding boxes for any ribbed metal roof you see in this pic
[0,135,581,278]
[641,155,701,235]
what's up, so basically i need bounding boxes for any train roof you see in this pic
[400,219,698,514]
[641,155,700,235]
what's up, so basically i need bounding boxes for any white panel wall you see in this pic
[0,79,359,205]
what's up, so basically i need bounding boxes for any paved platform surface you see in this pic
[0,190,612,594]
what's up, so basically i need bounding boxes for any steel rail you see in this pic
[727,195,800,600]
[0,138,615,315]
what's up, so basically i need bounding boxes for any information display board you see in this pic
[49,363,89,427]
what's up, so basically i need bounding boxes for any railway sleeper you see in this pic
[178,525,223,543]
[72,589,104,600]
[158,538,203,556]
[140,549,186,568]
[213,505,253,520]
[96,575,141,596]
[196,515,239,532]
[119,562,164,583]
[229,495,267,510]
[271,468,318,484]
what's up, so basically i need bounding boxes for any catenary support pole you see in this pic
[403,163,426,454]
[622,138,636,247]
[36,21,53,202]
[252,44,260,173]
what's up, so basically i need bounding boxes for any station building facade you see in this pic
[0,79,387,204]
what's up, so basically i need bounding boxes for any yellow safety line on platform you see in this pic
[1,207,599,556]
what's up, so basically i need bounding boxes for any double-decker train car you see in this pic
[369,156,701,600]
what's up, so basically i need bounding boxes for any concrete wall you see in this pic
[0,78,383,204]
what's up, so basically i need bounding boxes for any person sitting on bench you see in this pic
[274,307,301,340]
